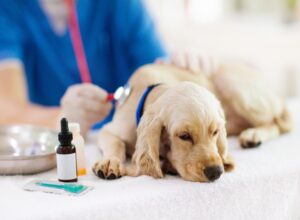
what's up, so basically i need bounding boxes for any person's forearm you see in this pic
[0,97,61,129]
[0,61,60,129]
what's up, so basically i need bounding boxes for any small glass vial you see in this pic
[69,123,86,176]
[56,118,77,182]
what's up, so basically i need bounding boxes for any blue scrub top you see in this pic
[0,0,166,107]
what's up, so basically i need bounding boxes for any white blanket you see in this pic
[0,99,300,220]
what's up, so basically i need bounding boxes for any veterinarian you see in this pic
[0,0,167,133]
[0,0,218,134]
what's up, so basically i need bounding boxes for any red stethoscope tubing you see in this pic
[66,0,92,83]
[67,0,115,101]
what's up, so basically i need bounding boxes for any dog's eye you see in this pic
[212,130,218,136]
[178,132,193,142]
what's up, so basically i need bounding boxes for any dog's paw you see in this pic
[92,158,123,180]
[239,128,262,149]
[135,152,164,178]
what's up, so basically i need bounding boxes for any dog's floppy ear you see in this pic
[217,108,235,172]
[132,110,164,178]
[217,127,235,172]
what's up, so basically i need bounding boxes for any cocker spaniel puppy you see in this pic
[93,64,292,182]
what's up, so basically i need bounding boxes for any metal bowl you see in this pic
[0,125,58,175]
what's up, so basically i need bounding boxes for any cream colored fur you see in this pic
[92,63,292,182]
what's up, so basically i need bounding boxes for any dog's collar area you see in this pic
[135,83,162,126]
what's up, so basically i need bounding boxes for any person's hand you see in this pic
[161,49,220,76]
[60,84,112,135]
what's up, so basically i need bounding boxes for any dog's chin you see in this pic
[167,155,223,182]
[169,163,208,182]
[175,163,224,182]
[179,172,209,182]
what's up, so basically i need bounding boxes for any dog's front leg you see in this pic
[93,124,126,180]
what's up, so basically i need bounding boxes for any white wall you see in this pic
[145,0,300,98]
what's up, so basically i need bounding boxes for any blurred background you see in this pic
[145,0,300,98]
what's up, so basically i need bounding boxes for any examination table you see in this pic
[1,99,300,220]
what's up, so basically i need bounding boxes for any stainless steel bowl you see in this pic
[0,125,58,175]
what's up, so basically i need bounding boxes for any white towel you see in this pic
[0,99,300,220]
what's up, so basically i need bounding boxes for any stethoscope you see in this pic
[66,0,131,106]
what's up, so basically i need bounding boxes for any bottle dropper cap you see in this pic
[58,118,73,146]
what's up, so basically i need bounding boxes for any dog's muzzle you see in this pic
[204,166,223,181]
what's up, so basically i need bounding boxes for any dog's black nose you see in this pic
[204,166,223,181]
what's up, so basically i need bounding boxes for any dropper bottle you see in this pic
[56,118,77,182]
[69,123,86,176]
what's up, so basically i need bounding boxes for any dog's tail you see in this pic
[274,106,293,134]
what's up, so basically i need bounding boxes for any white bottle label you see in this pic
[56,153,77,180]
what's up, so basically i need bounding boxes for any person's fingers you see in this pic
[74,94,113,115]
[60,84,82,106]
[201,54,220,76]
[186,52,200,73]
[75,96,102,113]
[60,94,76,110]
[198,52,210,75]
[77,104,112,126]
[99,101,113,116]
[210,57,220,74]
[61,84,109,109]
[172,49,208,73]
[171,50,187,68]
[77,93,112,117]
[60,84,113,128]
[169,49,221,76]
[77,84,108,102]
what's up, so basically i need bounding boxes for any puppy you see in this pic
[92,64,292,182]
